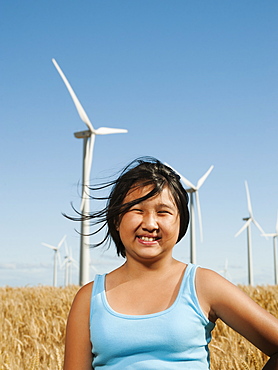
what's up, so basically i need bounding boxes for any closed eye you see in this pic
[158,210,172,214]
[129,208,143,213]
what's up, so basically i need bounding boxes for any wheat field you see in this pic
[1,284,277,370]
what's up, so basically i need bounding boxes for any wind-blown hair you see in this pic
[72,157,190,258]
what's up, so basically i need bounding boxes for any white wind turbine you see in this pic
[61,240,78,286]
[52,59,128,286]
[235,181,266,286]
[165,163,214,264]
[219,259,232,281]
[42,235,66,287]
[261,212,278,285]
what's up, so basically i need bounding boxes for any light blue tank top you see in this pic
[90,264,215,369]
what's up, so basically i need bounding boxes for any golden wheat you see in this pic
[0,285,78,370]
[1,284,277,369]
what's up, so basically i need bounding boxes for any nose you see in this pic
[142,212,159,232]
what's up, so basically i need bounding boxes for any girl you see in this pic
[63,157,278,369]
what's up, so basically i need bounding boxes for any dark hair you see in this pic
[72,157,189,258]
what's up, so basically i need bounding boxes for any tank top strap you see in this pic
[180,263,208,323]
[92,273,106,296]
[180,263,199,292]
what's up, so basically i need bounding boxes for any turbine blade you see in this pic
[52,58,94,132]
[60,257,68,268]
[195,191,203,242]
[42,242,57,251]
[58,234,67,249]
[235,218,252,237]
[252,218,266,237]
[197,165,214,189]
[64,240,69,256]
[94,127,128,135]
[261,233,276,237]
[164,162,196,190]
[245,181,253,217]
[276,211,278,234]
[179,174,197,191]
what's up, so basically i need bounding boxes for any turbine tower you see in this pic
[52,59,128,286]
[261,212,278,285]
[42,235,66,287]
[235,181,266,286]
[165,163,214,264]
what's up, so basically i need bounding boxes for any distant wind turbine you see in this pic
[42,235,66,287]
[165,163,214,264]
[219,259,232,281]
[261,211,278,285]
[52,59,128,286]
[61,240,78,286]
[235,181,266,286]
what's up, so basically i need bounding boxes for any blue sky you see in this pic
[1,0,277,287]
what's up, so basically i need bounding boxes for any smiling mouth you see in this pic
[138,236,160,242]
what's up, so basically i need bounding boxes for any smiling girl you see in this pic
[63,157,278,370]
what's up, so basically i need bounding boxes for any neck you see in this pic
[122,256,182,279]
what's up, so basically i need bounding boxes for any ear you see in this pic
[115,218,120,231]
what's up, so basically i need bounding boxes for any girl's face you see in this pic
[117,185,180,262]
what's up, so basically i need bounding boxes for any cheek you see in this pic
[118,213,141,238]
[169,217,180,240]
[117,214,131,234]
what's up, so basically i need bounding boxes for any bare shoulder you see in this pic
[71,281,94,313]
[195,267,233,322]
[75,281,94,301]
[195,267,254,318]
[195,266,243,298]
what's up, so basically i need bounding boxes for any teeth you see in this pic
[140,236,157,241]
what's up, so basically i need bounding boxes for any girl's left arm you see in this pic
[196,268,278,369]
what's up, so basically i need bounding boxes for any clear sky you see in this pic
[1,0,277,287]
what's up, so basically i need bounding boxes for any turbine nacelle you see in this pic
[74,128,128,139]
[235,181,266,239]
[74,130,91,139]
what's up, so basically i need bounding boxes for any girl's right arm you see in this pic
[63,282,94,370]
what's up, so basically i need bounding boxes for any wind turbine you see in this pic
[165,163,214,264]
[219,259,232,281]
[61,240,78,286]
[42,235,66,287]
[261,212,278,285]
[52,59,128,286]
[235,181,266,286]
